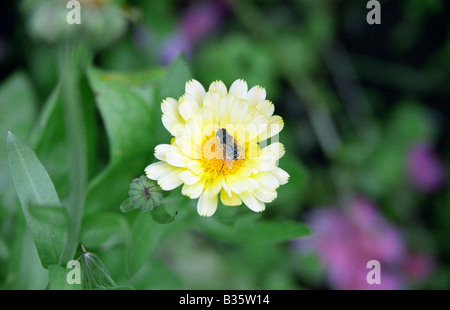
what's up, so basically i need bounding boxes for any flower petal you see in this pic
[154,144,172,161]
[229,98,249,125]
[158,168,183,190]
[197,190,218,216]
[185,79,206,106]
[145,161,172,180]
[161,98,184,136]
[253,187,277,203]
[179,170,202,185]
[178,94,199,122]
[260,142,285,160]
[229,79,248,99]
[208,80,228,96]
[255,100,275,118]
[220,189,242,206]
[182,178,206,199]
[164,145,190,167]
[247,85,266,105]
[239,192,265,212]
[258,115,284,142]
[270,167,290,185]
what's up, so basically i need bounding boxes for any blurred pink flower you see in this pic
[160,0,229,64]
[295,197,433,290]
[406,142,446,193]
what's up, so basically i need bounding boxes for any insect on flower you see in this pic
[214,128,245,173]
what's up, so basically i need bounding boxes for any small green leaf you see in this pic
[6,131,67,268]
[150,204,177,224]
[119,198,135,213]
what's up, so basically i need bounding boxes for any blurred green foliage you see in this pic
[0,0,449,290]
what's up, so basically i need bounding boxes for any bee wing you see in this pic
[224,158,234,169]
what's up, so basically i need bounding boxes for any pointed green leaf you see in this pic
[158,55,192,101]
[86,66,158,163]
[150,204,177,224]
[0,71,37,209]
[6,131,67,268]
[120,198,135,213]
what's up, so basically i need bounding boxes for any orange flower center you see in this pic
[201,134,244,178]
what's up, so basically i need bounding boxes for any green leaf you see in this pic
[7,131,61,207]
[87,66,158,163]
[128,257,181,289]
[48,43,91,265]
[81,212,129,250]
[197,215,312,245]
[127,212,167,276]
[119,198,135,213]
[158,55,192,101]
[28,83,61,150]
[48,264,81,290]
[0,71,37,209]
[28,204,69,230]
[150,204,177,224]
[85,66,164,214]
[5,226,49,289]
[6,131,67,268]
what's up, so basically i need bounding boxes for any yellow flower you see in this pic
[145,79,289,216]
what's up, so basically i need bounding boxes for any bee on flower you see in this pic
[145,79,289,216]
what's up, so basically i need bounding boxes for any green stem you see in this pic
[57,40,92,264]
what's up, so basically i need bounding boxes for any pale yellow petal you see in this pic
[229,79,248,99]
[164,145,190,168]
[255,100,275,118]
[185,79,205,106]
[145,161,172,180]
[197,190,218,216]
[246,85,266,105]
[258,115,284,142]
[208,80,227,96]
[178,94,199,122]
[270,167,290,185]
[228,98,249,125]
[158,168,183,190]
[161,98,184,136]
[179,170,202,185]
[154,144,172,161]
[182,178,206,199]
[220,189,242,206]
[239,192,265,212]
[260,142,285,160]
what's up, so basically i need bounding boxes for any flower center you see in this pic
[201,133,244,178]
